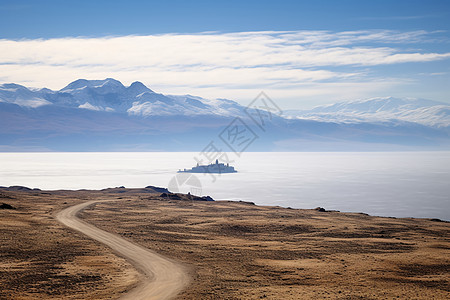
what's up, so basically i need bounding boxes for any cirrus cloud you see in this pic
[0,30,449,108]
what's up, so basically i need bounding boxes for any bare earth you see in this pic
[1,187,449,299]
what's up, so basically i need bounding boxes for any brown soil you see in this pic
[1,187,449,299]
[0,189,140,300]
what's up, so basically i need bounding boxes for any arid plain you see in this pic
[1,187,449,299]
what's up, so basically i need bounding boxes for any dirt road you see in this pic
[56,200,190,300]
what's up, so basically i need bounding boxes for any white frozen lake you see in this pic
[0,152,449,220]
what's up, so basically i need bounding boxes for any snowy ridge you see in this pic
[285,97,450,128]
[0,79,246,117]
[0,83,51,108]
[1,80,449,127]
[1,80,450,151]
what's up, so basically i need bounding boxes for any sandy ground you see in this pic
[1,187,449,299]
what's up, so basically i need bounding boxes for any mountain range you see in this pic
[285,97,450,128]
[1,78,449,151]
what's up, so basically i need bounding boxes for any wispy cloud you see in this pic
[0,30,449,107]
[358,15,437,21]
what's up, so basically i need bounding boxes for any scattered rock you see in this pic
[146,186,170,193]
[202,196,214,202]
[160,193,182,200]
[238,200,255,205]
[429,218,448,223]
[190,195,215,201]
[315,207,326,212]
[0,203,16,210]
[6,186,32,191]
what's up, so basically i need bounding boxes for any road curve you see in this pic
[56,200,190,300]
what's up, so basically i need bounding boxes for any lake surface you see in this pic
[0,152,449,220]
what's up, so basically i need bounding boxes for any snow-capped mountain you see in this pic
[0,83,51,108]
[285,97,450,128]
[1,79,449,151]
[3,80,448,126]
[0,78,246,117]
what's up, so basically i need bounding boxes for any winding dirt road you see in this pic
[56,200,190,300]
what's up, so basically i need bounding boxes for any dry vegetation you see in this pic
[0,188,140,300]
[1,187,449,299]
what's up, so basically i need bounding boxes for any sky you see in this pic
[0,0,449,109]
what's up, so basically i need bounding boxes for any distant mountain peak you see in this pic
[128,81,153,95]
[1,82,450,151]
[61,79,91,91]
[0,78,248,117]
[285,96,450,127]
[338,96,445,106]
[61,78,125,92]
[0,83,28,90]
[101,78,124,87]
[2,79,449,129]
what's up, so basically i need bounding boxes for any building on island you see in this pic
[178,159,237,174]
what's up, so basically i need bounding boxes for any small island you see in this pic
[178,159,237,174]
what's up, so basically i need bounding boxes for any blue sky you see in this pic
[1,0,449,108]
